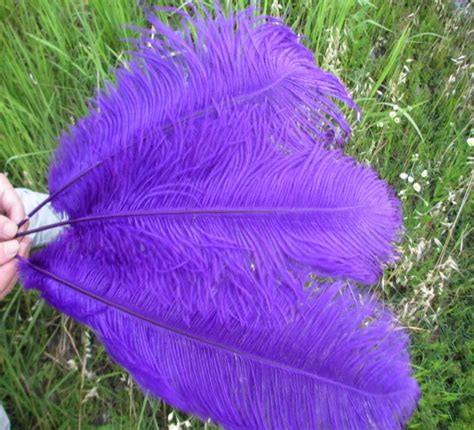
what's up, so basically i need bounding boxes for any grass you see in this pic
[0,0,472,428]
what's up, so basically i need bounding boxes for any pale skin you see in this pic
[0,173,32,300]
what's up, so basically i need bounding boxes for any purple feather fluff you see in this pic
[19,5,419,428]
[21,261,419,429]
[39,139,403,321]
[48,6,357,218]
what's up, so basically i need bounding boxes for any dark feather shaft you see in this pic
[17,162,101,229]
[16,205,372,238]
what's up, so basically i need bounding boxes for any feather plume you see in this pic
[18,5,419,428]
[20,258,419,429]
[48,5,357,217]
[25,130,402,321]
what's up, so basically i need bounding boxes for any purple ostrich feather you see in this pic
[18,5,419,429]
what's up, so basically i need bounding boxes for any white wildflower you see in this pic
[448,190,456,202]
[84,387,98,400]
[408,176,414,183]
[85,370,95,380]
[389,111,397,119]
[467,137,474,147]
[399,172,408,180]
[394,117,401,124]
[271,0,282,12]
[413,183,421,192]
[67,359,78,371]
[421,169,428,177]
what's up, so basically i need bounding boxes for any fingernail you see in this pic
[3,222,18,238]
[4,240,20,256]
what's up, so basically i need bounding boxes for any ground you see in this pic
[0,1,472,429]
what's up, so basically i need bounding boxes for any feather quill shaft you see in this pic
[17,204,378,238]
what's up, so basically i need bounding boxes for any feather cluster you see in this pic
[20,5,419,429]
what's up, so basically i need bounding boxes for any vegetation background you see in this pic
[0,0,472,428]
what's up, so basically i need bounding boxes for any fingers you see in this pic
[0,173,26,224]
[0,240,19,265]
[0,215,28,265]
[0,214,18,240]
[0,237,32,300]
[0,174,31,301]
[0,259,17,300]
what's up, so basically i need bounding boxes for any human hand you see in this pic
[0,173,32,300]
